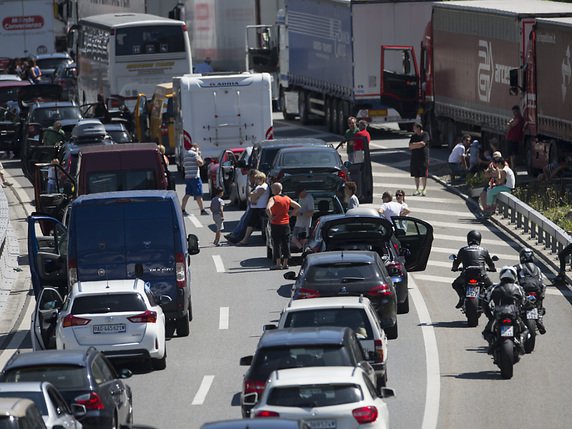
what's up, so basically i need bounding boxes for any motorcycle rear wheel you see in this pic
[498,339,514,379]
[524,319,537,353]
[465,298,479,327]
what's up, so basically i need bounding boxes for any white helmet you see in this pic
[499,266,517,283]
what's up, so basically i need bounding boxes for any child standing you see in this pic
[211,187,225,246]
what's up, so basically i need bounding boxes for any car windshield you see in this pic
[108,130,131,143]
[283,308,373,340]
[0,392,47,414]
[2,366,88,390]
[267,384,363,407]
[251,346,351,380]
[87,170,156,193]
[31,107,81,126]
[72,293,147,314]
[306,262,376,282]
[37,58,69,70]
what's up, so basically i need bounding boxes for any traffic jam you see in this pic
[1,0,572,428]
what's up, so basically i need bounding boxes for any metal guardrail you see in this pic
[496,191,572,256]
[0,189,9,285]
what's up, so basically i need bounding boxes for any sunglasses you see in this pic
[395,193,404,197]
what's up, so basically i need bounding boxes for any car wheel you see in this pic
[385,321,398,340]
[152,345,167,370]
[176,316,190,337]
[376,372,387,388]
[188,298,193,321]
[397,293,410,314]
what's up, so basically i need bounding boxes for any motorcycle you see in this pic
[521,284,545,353]
[489,304,526,379]
[449,255,498,327]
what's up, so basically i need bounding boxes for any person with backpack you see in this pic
[514,247,547,334]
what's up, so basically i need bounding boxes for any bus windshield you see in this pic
[115,25,185,56]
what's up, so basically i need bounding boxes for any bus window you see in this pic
[115,26,185,56]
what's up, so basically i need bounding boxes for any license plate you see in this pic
[391,276,402,283]
[527,308,539,319]
[308,420,336,429]
[466,286,480,298]
[500,325,514,337]
[367,109,388,117]
[93,324,126,334]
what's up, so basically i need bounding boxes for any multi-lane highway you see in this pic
[3,116,572,429]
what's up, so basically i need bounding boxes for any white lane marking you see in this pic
[212,255,225,273]
[192,375,215,405]
[370,146,399,152]
[431,247,518,261]
[546,288,572,297]
[414,274,453,285]
[428,221,498,231]
[188,214,203,228]
[372,195,467,205]
[435,234,519,246]
[409,275,440,429]
[219,307,229,330]
[373,171,411,178]
[414,208,478,217]
[428,261,459,269]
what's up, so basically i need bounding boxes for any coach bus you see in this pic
[73,13,192,109]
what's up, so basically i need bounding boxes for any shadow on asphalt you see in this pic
[231,392,241,406]
[428,320,468,329]
[277,284,292,298]
[445,370,502,381]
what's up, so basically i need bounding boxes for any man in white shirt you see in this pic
[448,135,470,181]
[378,192,410,221]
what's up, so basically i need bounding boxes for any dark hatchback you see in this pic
[0,348,133,429]
[239,327,374,418]
[248,138,331,174]
[285,251,399,339]
[303,208,433,315]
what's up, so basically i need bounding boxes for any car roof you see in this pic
[71,119,106,137]
[0,382,49,393]
[30,101,77,109]
[103,122,128,131]
[284,296,372,311]
[79,142,156,154]
[269,366,362,386]
[0,398,38,418]
[305,250,379,265]
[0,74,21,81]
[0,80,30,89]
[259,327,351,348]
[73,189,176,205]
[71,279,146,296]
[346,207,381,217]
[276,146,338,154]
[33,53,72,60]
[4,350,94,370]
[256,138,328,148]
[201,419,305,429]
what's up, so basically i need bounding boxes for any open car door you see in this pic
[27,215,68,298]
[33,162,75,226]
[391,216,433,271]
[133,93,148,142]
[31,287,63,351]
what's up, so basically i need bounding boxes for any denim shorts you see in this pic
[185,177,203,198]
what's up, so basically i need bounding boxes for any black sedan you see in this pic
[285,251,399,339]
[0,347,133,429]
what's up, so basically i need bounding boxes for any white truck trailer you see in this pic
[173,72,274,175]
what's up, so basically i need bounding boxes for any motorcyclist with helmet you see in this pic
[482,266,528,352]
[451,230,497,308]
[514,247,547,334]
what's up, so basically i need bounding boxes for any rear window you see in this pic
[267,384,363,407]
[306,262,376,282]
[278,150,339,168]
[284,308,373,340]
[0,392,47,414]
[86,170,156,193]
[31,107,81,125]
[326,221,390,237]
[36,58,69,70]
[72,293,146,314]
[250,346,351,380]
[2,366,88,390]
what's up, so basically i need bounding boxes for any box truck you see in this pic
[173,72,273,176]
[420,0,572,162]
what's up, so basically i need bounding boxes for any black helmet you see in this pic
[467,230,481,245]
[519,247,534,263]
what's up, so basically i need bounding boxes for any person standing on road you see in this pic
[29,59,42,84]
[349,120,370,196]
[194,57,214,73]
[409,122,430,196]
[291,186,314,251]
[181,144,208,216]
[225,169,259,243]
[378,191,409,221]
[344,181,360,209]
[266,182,300,270]
[339,116,359,161]
[505,105,524,169]
[42,120,66,148]
[237,171,270,245]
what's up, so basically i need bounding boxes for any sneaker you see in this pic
[412,190,421,196]
[200,209,208,215]
[182,210,189,216]
[214,242,221,247]
[281,265,289,270]
[421,189,427,196]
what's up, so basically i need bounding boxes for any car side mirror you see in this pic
[239,355,253,366]
[343,160,352,168]
[119,368,132,379]
[70,404,87,418]
[379,387,396,399]
[187,234,200,255]
[263,324,277,331]
[283,271,297,280]
[242,392,258,406]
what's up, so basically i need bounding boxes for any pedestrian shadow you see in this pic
[424,320,468,329]
[465,346,489,354]
[226,257,272,273]
[443,370,501,381]
[112,359,153,375]
[277,284,293,298]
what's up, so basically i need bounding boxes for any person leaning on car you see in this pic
[266,182,300,270]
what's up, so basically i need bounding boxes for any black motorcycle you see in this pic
[521,284,544,353]
[450,255,498,327]
[489,304,527,379]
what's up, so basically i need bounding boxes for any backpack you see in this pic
[516,263,542,292]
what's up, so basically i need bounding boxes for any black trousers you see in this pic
[271,223,291,261]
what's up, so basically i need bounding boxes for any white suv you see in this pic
[249,366,395,429]
[32,279,168,370]
[269,296,388,386]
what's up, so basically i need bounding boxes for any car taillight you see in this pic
[244,379,266,395]
[468,278,478,284]
[353,406,378,424]
[374,339,384,362]
[297,288,321,299]
[368,284,392,296]
[62,314,91,328]
[502,318,512,324]
[74,392,105,410]
[68,259,77,288]
[176,252,186,289]
[128,310,157,323]
[254,410,280,418]
[338,170,347,181]
[386,261,404,276]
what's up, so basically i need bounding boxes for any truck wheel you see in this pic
[299,91,310,125]
[281,90,296,120]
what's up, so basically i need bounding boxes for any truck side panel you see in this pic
[286,0,353,95]
[432,8,520,131]
[535,19,572,141]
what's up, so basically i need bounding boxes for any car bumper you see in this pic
[58,332,165,359]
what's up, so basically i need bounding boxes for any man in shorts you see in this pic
[181,144,208,215]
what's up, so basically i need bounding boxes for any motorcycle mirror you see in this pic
[448,254,456,261]
[492,255,499,261]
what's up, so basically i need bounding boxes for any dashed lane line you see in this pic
[434,234,519,246]
[219,307,229,330]
[430,247,518,261]
[188,214,203,228]
[213,255,225,273]
[191,375,215,405]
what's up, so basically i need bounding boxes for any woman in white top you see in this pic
[238,171,270,245]
[484,157,515,213]
[378,191,410,221]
